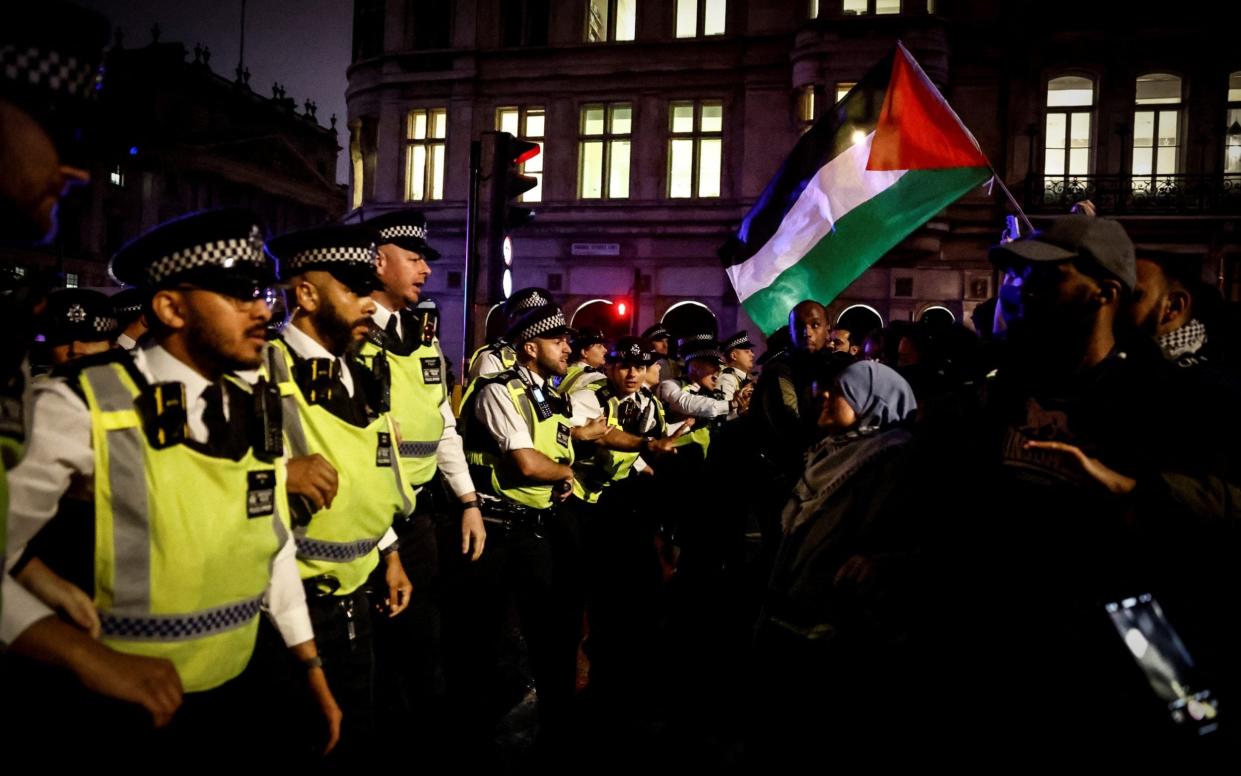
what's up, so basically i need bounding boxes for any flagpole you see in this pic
[986,169,1035,234]
[892,42,1036,235]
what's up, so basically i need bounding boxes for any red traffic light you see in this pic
[614,299,629,318]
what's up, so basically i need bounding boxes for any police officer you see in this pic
[717,331,756,403]
[466,286,556,381]
[1,0,104,638]
[641,323,676,381]
[559,327,608,393]
[3,209,341,756]
[457,304,580,751]
[557,337,685,713]
[262,224,416,761]
[355,209,486,747]
[111,287,148,351]
[37,288,118,368]
[655,335,739,446]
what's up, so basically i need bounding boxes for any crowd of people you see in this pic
[3,4,1239,770]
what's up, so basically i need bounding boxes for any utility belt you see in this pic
[477,494,552,538]
[302,576,375,646]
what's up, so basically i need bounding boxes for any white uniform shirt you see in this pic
[1,343,315,648]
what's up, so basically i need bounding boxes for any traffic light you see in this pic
[614,298,629,319]
[487,131,540,300]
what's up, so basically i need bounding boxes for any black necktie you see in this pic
[201,383,229,447]
[384,314,401,347]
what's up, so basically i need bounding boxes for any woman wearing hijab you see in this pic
[752,360,928,758]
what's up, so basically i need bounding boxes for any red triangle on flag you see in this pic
[868,44,989,171]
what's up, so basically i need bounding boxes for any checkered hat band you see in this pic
[146,236,266,285]
[295,535,384,562]
[94,316,118,333]
[378,224,427,240]
[114,303,143,314]
[684,348,723,362]
[1,45,99,99]
[516,311,568,341]
[723,335,751,350]
[100,595,263,642]
[512,293,552,312]
[287,246,377,271]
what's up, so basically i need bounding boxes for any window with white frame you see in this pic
[579,103,632,199]
[1044,76,1095,187]
[668,100,722,198]
[404,108,447,201]
[1132,73,1183,189]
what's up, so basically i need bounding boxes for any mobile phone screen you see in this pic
[1105,593,1219,736]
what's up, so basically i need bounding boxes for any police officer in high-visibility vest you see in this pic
[655,335,740,460]
[717,330,756,404]
[558,327,607,393]
[355,209,486,746]
[457,304,581,750]
[466,286,556,381]
[557,337,687,709]
[262,224,416,761]
[1,209,341,755]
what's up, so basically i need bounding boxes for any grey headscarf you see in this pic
[835,360,917,432]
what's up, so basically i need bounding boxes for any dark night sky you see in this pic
[77,0,353,183]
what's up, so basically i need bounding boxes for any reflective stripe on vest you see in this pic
[265,341,409,594]
[81,362,288,692]
[357,338,445,489]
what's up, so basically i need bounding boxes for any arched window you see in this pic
[1225,72,1241,175]
[1045,76,1095,198]
[661,301,718,342]
[570,299,630,340]
[836,303,884,338]
[1132,73,1183,194]
[918,305,956,327]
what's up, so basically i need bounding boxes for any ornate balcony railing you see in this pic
[1030,173,1241,214]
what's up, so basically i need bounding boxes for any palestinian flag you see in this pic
[722,42,992,334]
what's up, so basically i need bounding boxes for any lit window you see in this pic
[675,0,726,38]
[404,108,448,201]
[350,120,365,209]
[797,86,816,133]
[668,100,723,198]
[66,273,79,289]
[1044,76,1095,188]
[1226,72,1241,175]
[843,0,900,14]
[1132,73,1183,189]
[14,267,26,279]
[579,103,632,199]
[836,82,856,104]
[808,0,819,18]
[495,106,545,202]
[585,0,636,42]
[109,165,125,188]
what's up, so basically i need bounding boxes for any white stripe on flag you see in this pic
[727,132,906,303]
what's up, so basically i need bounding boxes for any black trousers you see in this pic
[577,477,666,709]
[371,513,443,746]
[1,619,307,764]
[437,505,585,748]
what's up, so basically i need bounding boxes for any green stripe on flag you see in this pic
[741,165,989,334]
